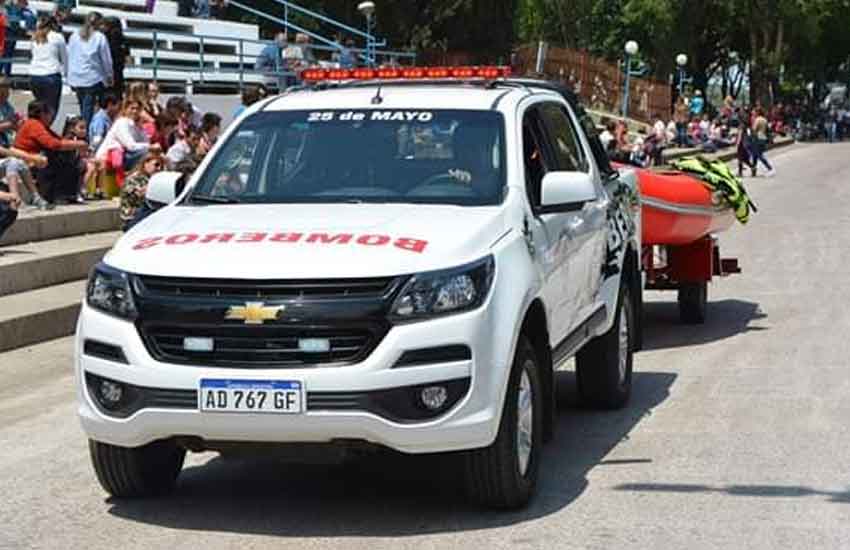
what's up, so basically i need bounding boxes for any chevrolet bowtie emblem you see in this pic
[225,302,285,325]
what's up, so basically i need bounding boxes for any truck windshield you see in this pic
[188,109,506,206]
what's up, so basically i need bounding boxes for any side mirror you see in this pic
[145,171,184,206]
[538,171,597,214]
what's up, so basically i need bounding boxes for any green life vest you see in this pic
[670,155,757,224]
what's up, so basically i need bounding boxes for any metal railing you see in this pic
[0,29,415,92]
[227,0,388,67]
[138,29,415,90]
[142,31,416,89]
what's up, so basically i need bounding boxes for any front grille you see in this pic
[136,275,397,300]
[141,325,380,367]
[133,275,399,368]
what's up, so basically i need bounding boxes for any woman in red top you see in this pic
[14,100,88,204]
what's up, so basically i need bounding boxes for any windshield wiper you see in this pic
[187,194,241,205]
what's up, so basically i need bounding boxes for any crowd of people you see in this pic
[0,71,243,244]
[254,31,375,88]
[0,1,381,246]
[0,78,236,242]
[599,90,797,176]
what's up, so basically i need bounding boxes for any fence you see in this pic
[513,44,672,123]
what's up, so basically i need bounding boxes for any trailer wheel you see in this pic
[678,282,707,324]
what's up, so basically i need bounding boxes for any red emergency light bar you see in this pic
[301,65,512,82]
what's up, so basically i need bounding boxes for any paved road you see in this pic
[2,143,849,549]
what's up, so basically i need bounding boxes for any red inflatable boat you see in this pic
[637,169,736,245]
[616,164,743,324]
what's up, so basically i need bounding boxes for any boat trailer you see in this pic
[642,236,742,324]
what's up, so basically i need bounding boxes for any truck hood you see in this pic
[106,203,508,278]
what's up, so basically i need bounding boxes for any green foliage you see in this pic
[237,0,846,103]
[516,0,850,104]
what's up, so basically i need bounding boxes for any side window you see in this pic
[522,108,550,207]
[538,102,589,173]
[578,110,616,178]
[206,129,261,197]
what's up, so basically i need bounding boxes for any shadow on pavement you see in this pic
[642,299,767,351]
[106,371,676,537]
[614,482,850,503]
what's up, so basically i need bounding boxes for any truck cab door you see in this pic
[535,102,608,323]
[522,107,583,344]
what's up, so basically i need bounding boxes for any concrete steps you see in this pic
[0,204,120,352]
[0,281,86,353]
[0,232,120,296]
[0,202,120,247]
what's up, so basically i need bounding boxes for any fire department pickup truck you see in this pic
[77,68,642,509]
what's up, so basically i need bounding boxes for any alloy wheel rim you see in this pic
[517,364,534,477]
[618,301,630,385]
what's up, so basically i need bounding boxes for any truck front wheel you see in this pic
[464,336,543,509]
[576,283,634,409]
[89,438,185,498]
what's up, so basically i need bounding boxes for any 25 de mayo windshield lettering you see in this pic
[306,110,435,123]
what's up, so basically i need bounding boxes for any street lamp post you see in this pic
[358,1,376,67]
[676,53,688,98]
[622,40,639,118]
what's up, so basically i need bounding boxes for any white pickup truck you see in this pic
[76,70,642,508]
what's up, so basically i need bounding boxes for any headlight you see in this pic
[86,263,138,320]
[391,256,495,320]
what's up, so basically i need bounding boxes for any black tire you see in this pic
[576,283,634,409]
[464,336,543,509]
[678,281,708,324]
[89,438,185,498]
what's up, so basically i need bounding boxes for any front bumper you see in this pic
[75,303,509,454]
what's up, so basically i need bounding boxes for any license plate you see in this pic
[199,379,303,414]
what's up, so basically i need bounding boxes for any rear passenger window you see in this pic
[538,103,588,173]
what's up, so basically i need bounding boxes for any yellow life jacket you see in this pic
[670,155,757,224]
